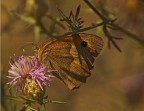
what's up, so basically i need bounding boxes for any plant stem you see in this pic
[38,19,103,39]
[112,23,144,44]
[83,0,144,45]
[41,104,46,111]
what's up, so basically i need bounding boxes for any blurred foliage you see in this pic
[1,74,8,111]
[1,0,144,111]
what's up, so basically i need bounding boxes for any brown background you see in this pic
[1,0,144,111]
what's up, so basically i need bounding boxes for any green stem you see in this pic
[41,104,46,111]
[45,100,66,104]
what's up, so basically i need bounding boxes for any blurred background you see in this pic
[1,0,144,111]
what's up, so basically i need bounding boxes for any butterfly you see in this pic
[35,33,103,89]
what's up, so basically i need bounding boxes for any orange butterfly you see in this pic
[35,33,103,90]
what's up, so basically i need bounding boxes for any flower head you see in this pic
[7,55,55,91]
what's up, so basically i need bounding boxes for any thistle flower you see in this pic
[7,55,56,100]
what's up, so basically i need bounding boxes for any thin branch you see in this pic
[38,19,104,39]
[83,0,144,47]
[103,24,122,52]
[112,23,144,45]
[83,0,109,22]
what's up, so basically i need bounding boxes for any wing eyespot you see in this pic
[81,41,87,47]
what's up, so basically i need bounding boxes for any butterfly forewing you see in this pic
[36,33,103,89]
[69,34,103,70]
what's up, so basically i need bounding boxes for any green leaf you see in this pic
[25,105,38,111]
[7,96,24,102]
[45,100,66,104]
[21,96,38,103]
[8,88,17,111]
[19,15,36,25]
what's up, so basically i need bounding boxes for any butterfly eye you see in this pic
[81,41,87,47]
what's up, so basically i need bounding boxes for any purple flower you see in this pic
[7,55,56,91]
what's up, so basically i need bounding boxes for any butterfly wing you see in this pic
[36,39,78,89]
[63,33,103,89]
[36,33,103,89]
[70,33,103,70]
